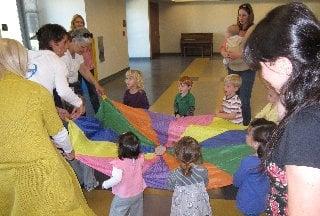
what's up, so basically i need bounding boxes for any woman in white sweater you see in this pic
[27,24,85,120]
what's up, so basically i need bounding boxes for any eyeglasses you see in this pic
[239,4,251,12]
[83,32,93,38]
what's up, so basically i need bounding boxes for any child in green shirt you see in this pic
[174,76,195,117]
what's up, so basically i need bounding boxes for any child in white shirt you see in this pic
[215,74,243,124]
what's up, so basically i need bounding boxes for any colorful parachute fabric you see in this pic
[69,98,253,190]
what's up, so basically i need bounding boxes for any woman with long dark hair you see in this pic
[244,2,320,215]
[220,3,256,126]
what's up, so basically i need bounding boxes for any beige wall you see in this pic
[85,0,129,80]
[159,1,320,54]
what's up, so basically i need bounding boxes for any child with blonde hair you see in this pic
[167,136,212,216]
[123,69,149,109]
[174,76,195,117]
[215,74,243,124]
[255,86,279,123]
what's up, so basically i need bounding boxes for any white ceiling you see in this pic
[154,0,231,2]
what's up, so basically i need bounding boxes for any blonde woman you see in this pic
[70,14,86,31]
[70,14,101,113]
[0,38,94,215]
[123,69,149,109]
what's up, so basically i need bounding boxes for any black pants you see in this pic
[53,81,83,113]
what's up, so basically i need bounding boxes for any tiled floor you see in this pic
[85,55,268,216]
[104,56,195,104]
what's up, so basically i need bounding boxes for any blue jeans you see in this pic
[228,68,256,126]
[79,70,101,113]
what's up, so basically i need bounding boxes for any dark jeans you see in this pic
[228,67,256,126]
[53,81,83,113]
[79,69,100,113]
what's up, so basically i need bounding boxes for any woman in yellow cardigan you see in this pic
[0,38,95,215]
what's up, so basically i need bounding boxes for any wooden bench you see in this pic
[180,33,213,57]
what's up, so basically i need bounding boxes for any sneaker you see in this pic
[85,181,99,192]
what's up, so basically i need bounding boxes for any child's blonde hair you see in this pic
[179,76,193,87]
[126,69,144,90]
[226,24,240,37]
[224,74,242,88]
[70,14,85,31]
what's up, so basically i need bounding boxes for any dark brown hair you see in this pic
[248,118,277,172]
[244,2,320,166]
[118,131,140,160]
[36,24,67,50]
[174,136,201,176]
[237,3,254,31]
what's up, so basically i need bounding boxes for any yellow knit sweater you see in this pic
[0,73,95,215]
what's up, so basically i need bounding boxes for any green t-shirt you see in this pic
[174,92,195,116]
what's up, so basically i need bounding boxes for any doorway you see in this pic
[149,1,160,59]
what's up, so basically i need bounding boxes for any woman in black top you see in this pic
[244,2,320,215]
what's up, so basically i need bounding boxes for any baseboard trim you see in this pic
[159,53,181,56]
[129,57,151,60]
[99,67,129,85]
[160,52,220,56]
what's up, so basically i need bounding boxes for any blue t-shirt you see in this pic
[233,155,269,215]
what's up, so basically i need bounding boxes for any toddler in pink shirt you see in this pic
[102,131,165,216]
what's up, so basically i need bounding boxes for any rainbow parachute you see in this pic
[69,98,253,189]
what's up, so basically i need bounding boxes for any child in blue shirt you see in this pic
[234,118,276,216]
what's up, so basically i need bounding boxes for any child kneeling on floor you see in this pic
[167,136,212,216]
[215,74,243,124]
[234,118,276,216]
[174,76,195,117]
